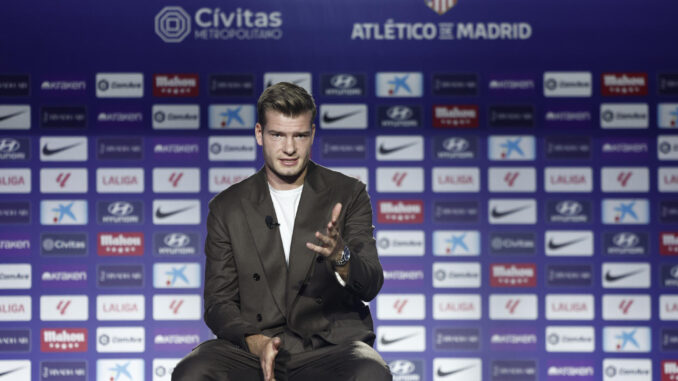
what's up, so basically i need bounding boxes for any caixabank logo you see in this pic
[155,6,283,43]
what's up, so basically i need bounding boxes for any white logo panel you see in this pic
[0,360,31,380]
[0,264,31,289]
[40,136,88,161]
[208,136,256,161]
[376,294,425,320]
[601,167,649,192]
[660,295,678,321]
[545,294,594,320]
[208,104,255,129]
[433,294,481,320]
[375,72,423,97]
[96,73,144,98]
[659,167,678,192]
[488,167,536,192]
[319,104,368,129]
[0,296,31,321]
[96,326,145,353]
[153,200,201,225]
[97,168,145,193]
[0,105,31,130]
[40,168,88,193]
[602,294,651,320]
[376,326,426,352]
[545,326,595,352]
[488,199,536,224]
[97,359,144,381]
[152,104,200,129]
[0,169,31,193]
[432,167,480,193]
[153,358,181,381]
[433,358,482,381]
[376,230,425,256]
[602,262,651,289]
[433,231,480,256]
[659,103,678,128]
[600,103,649,129]
[544,167,593,192]
[97,295,145,321]
[659,135,678,160]
[488,135,535,161]
[153,294,202,320]
[543,71,592,97]
[208,167,256,193]
[376,136,424,161]
[40,200,88,225]
[153,168,200,193]
[489,294,538,320]
[153,263,201,288]
[433,262,481,288]
[376,167,424,193]
[601,199,649,224]
[264,72,312,94]
[328,167,369,190]
[603,326,651,353]
[40,295,88,321]
[545,230,594,256]
[602,359,651,381]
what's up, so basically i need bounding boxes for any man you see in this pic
[172,82,391,381]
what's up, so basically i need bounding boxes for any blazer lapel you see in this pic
[286,162,331,309]
[241,169,288,317]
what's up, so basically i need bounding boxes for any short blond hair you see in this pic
[257,82,316,128]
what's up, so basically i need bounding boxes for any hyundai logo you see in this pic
[164,233,190,248]
[442,138,469,152]
[612,232,639,248]
[555,200,582,216]
[386,106,413,121]
[671,265,678,279]
[108,201,134,216]
[388,360,416,375]
[0,138,20,153]
[330,74,357,89]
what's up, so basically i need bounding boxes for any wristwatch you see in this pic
[333,246,351,266]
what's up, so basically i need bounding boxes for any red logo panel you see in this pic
[97,232,144,256]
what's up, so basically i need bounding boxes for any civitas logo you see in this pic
[425,0,459,15]
[97,233,144,256]
[41,328,87,352]
[155,6,192,43]
[377,200,424,224]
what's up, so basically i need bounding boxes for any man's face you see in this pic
[255,110,315,188]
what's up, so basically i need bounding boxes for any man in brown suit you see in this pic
[172,82,391,381]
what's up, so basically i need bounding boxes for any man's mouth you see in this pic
[279,158,298,166]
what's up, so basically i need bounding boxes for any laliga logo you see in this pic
[426,0,458,15]
[155,6,192,43]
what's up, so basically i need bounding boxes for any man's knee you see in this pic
[172,354,221,381]
[351,358,392,381]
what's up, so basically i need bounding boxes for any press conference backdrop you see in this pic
[1,0,678,380]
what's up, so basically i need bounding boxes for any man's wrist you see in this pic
[332,246,351,266]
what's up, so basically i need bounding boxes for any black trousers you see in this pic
[172,339,392,381]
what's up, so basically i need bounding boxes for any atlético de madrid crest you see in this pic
[426,0,458,15]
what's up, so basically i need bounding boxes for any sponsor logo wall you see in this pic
[1,0,678,380]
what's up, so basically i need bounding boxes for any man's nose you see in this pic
[283,136,296,154]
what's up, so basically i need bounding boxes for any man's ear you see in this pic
[255,123,263,146]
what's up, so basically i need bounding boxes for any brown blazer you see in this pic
[203,161,384,353]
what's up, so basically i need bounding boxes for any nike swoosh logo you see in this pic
[378,142,417,155]
[547,237,587,250]
[155,206,194,219]
[605,269,644,282]
[436,365,476,377]
[322,110,362,123]
[380,332,418,346]
[0,110,26,122]
[42,142,82,156]
[491,205,531,219]
[0,367,24,377]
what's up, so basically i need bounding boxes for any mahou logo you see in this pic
[97,232,144,256]
[153,74,199,97]
[377,200,424,223]
[41,328,87,352]
[601,72,648,96]
[661,232,678,255]
[662,360,678,381]
[490,263,537,287]
[433,105,479,128]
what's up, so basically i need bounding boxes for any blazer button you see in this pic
[315,297,323,305]
[253,273,260,281]
[316,256,324,263]
[256,313,262,322]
